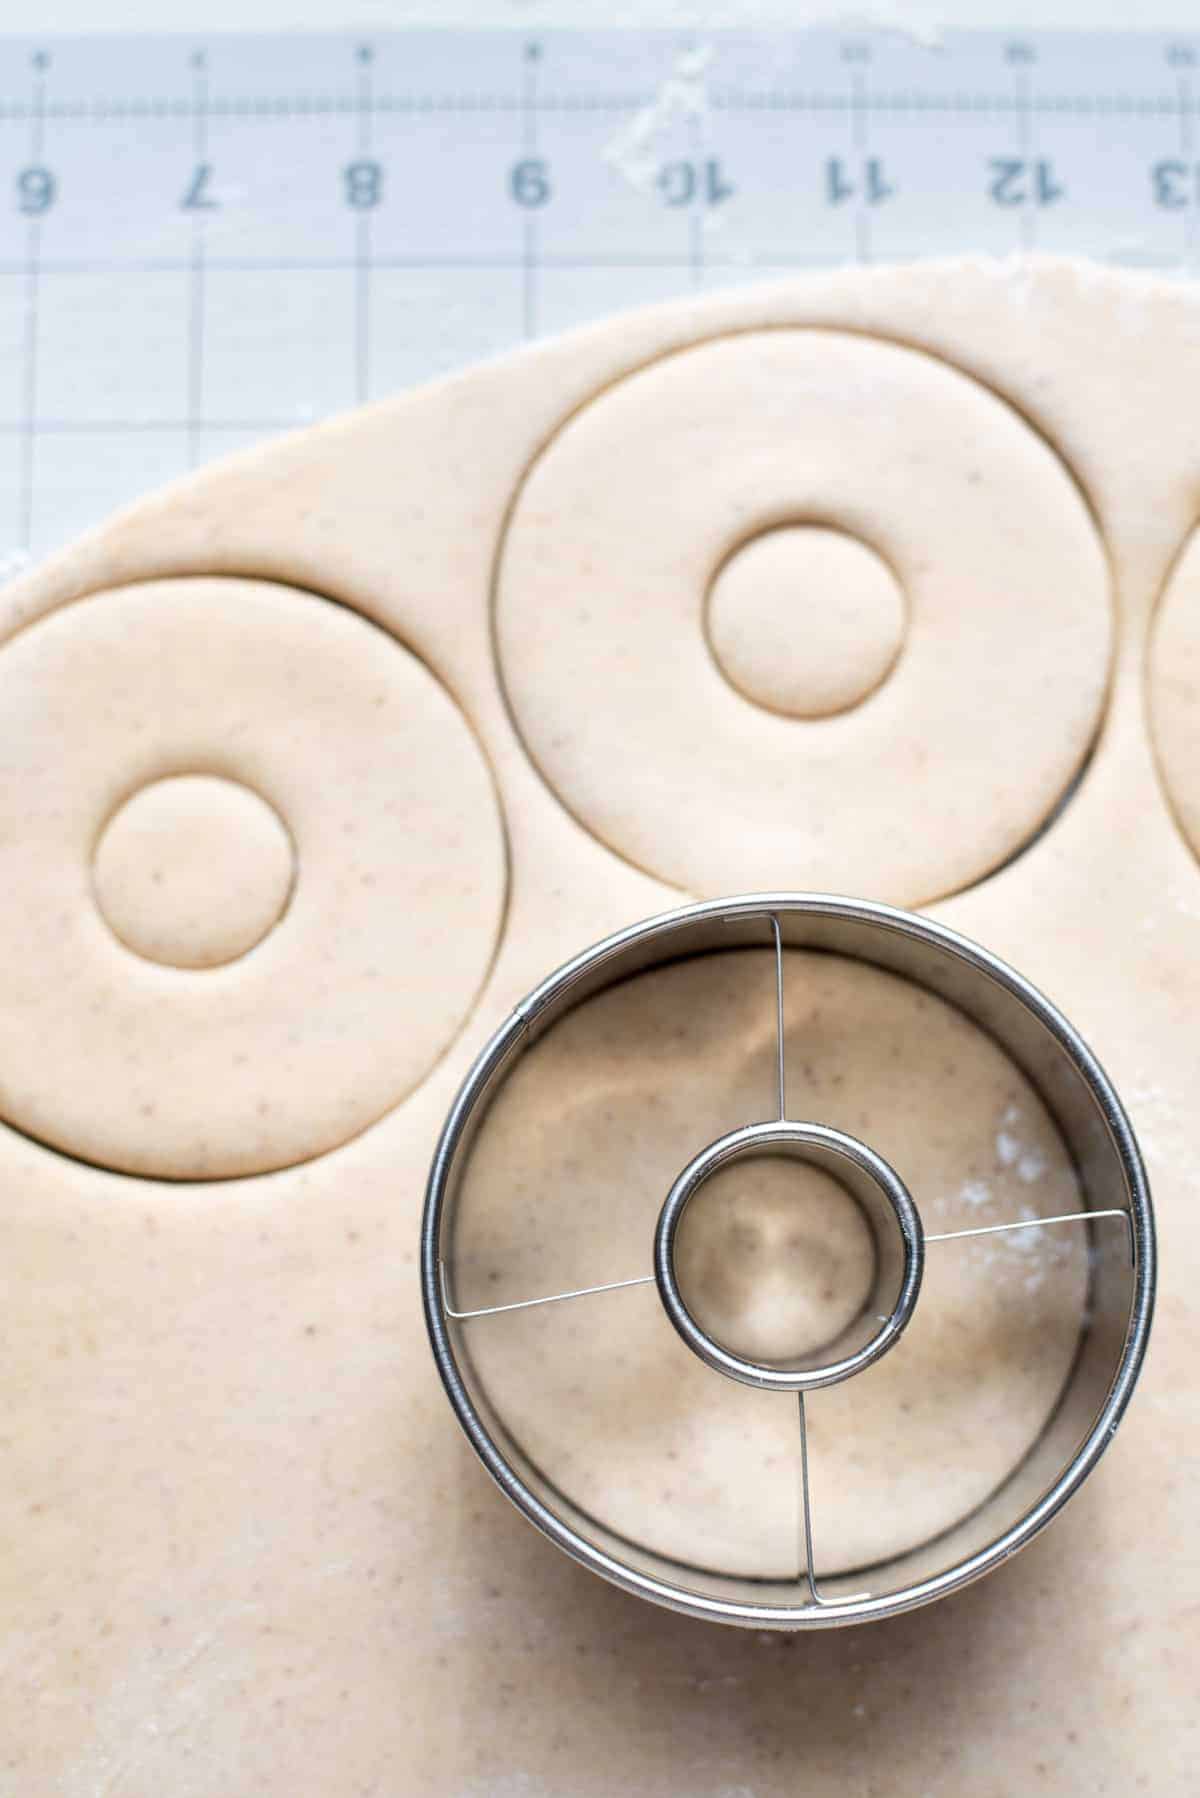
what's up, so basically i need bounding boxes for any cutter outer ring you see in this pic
[420,891,1156,1630]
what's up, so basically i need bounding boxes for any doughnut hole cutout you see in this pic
[706,526,906,719]
[92,775,296,971]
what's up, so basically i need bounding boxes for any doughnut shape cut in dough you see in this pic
[0,578,506,1180]
[706,525,906,719]
[1149,526,1200,862]
[496,330,1110,905]
[93,774,296,970]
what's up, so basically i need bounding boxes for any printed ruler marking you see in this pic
[184,51,213,468]
[18,50,49,553]
[352,43,374,406]
[1,27,1199,562]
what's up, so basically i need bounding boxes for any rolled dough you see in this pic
[495,328,1110,905]
[0,259,1194,1797]
[0,577,506,1177]
[92,773,297,970]
[706,524,908,719]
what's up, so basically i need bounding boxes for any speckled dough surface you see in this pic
[1,259,1196,1796]
[0,577,505,1177]
[496,328,1110,903]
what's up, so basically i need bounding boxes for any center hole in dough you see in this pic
[92,774,296,971]
[706,525,907,720]
[672,1153,877,1366]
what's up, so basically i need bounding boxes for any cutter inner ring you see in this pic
[653,1119,925,1392]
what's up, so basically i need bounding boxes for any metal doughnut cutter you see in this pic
[421,894,1155,1629]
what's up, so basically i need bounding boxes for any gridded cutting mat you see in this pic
[3,25,1200,569]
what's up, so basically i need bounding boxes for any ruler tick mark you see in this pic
[3,26,1200,571]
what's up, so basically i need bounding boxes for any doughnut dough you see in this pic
[674,1152,879,1360]
[706,525,907,719]
[1150,524,1200,857]
[496,329,1110,905]
[93,774,297,970]
[0,577,506,1178]
[0,259,1196,1798]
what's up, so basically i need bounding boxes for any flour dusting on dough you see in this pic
[1002,1206,1046,1255]
[995,1103,1046,1183]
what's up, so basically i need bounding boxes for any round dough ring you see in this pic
[0,577,507,1179]
[496,329,1110,906]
